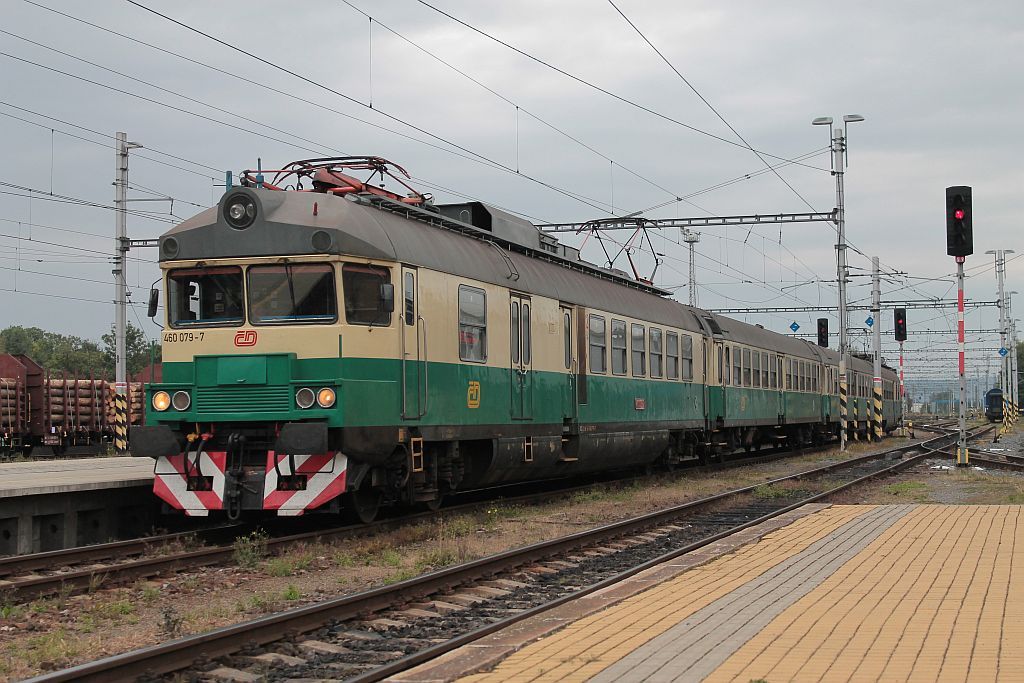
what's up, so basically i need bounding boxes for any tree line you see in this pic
[0,324,160,378]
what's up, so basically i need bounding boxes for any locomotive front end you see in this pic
[132,173,400,519]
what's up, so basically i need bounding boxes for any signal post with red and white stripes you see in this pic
[945,185,973,467]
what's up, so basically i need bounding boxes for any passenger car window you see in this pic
[589,315,607,373]
[611,320,627,375]
[667,332,680,380]
[682,335,694,380]
[650,328,663,378]
[631,324,646,377]
[458,285,487,362]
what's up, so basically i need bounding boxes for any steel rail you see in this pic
[26,429,973,683]
[0,438,837,600]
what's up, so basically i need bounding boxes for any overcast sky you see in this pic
[1,0,1020,391]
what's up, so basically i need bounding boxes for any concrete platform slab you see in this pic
[0,457,153,498]
[0,457,156,554]
[397,505,1024,682]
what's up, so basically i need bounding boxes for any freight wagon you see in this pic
[0,353,146,457]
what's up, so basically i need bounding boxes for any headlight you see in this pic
[296,387,315,409]
[171,391,191,411]
[152,391,171,412]
[317,387,336,408]
[223,194,257,229]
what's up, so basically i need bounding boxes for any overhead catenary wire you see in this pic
[413,0,829,172]
[605,0,819,219]
[119,0,623,216]
[0,101,221,177]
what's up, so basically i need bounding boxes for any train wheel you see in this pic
[347,488,382,524]
[423,494,444,512]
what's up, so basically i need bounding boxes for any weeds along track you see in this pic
[0,437,847,602]
[27,428,985,683]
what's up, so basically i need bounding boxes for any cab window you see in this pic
[342,263,391,326]
[168,266,244,327]
[249,263,337,325]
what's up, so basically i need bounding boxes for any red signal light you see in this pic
[954,209,965,220]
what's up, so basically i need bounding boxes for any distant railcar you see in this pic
[985,388,1004,422]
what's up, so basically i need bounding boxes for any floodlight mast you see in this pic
[814,114,864,451]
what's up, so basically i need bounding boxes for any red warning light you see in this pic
[954,209,965,220]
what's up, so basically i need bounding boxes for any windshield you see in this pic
[248,263,337,324]
[168,266,244,327]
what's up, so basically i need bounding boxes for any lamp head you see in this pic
[843,114,865,123]
[812,116,833,126]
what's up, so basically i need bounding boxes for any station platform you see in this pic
[0,457,156,555]
[398,503,1023,682]
[0,456,154,498]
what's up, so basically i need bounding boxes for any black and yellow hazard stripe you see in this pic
[873,386,883,442]
[114,393,128,453]
[839,380,848,444]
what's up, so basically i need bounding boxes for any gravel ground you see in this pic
[841,425,1024,505]
[0,436,965,680]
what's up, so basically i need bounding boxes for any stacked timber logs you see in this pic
[103,383,145,426]
[46,378,107,429]
[0,377,23,433]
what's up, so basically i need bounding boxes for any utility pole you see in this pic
[812,114,863,451]
[683,229,699,306]
[871,256,882,441]
[1008,294,1018,411]
[833,126,850,452]
[988,249,1012,428]
[113,132,142,453]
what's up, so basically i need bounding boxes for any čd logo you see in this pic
[234,330,258,347]
[467,381,481,409]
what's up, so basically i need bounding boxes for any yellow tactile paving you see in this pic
[458,504,874,683]
[708,505,1023,683]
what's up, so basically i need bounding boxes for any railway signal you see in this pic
[945,186,973,257]
[894,308,907,342]
[817,318,829,347]
[946,185,972,467]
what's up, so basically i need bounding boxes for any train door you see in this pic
[510,294,534,420]
[400,267,425,419]
[560,305,577,422]
[707,340,725,425]
[778,354,785,421]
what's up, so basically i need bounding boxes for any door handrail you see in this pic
[418,315,428,417]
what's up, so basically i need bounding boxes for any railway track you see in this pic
[28,428,987,683]
[0,435,851,601]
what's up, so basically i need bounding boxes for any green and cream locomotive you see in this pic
[133,157,900,520]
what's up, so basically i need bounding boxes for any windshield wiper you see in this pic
[285,263,297,314]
